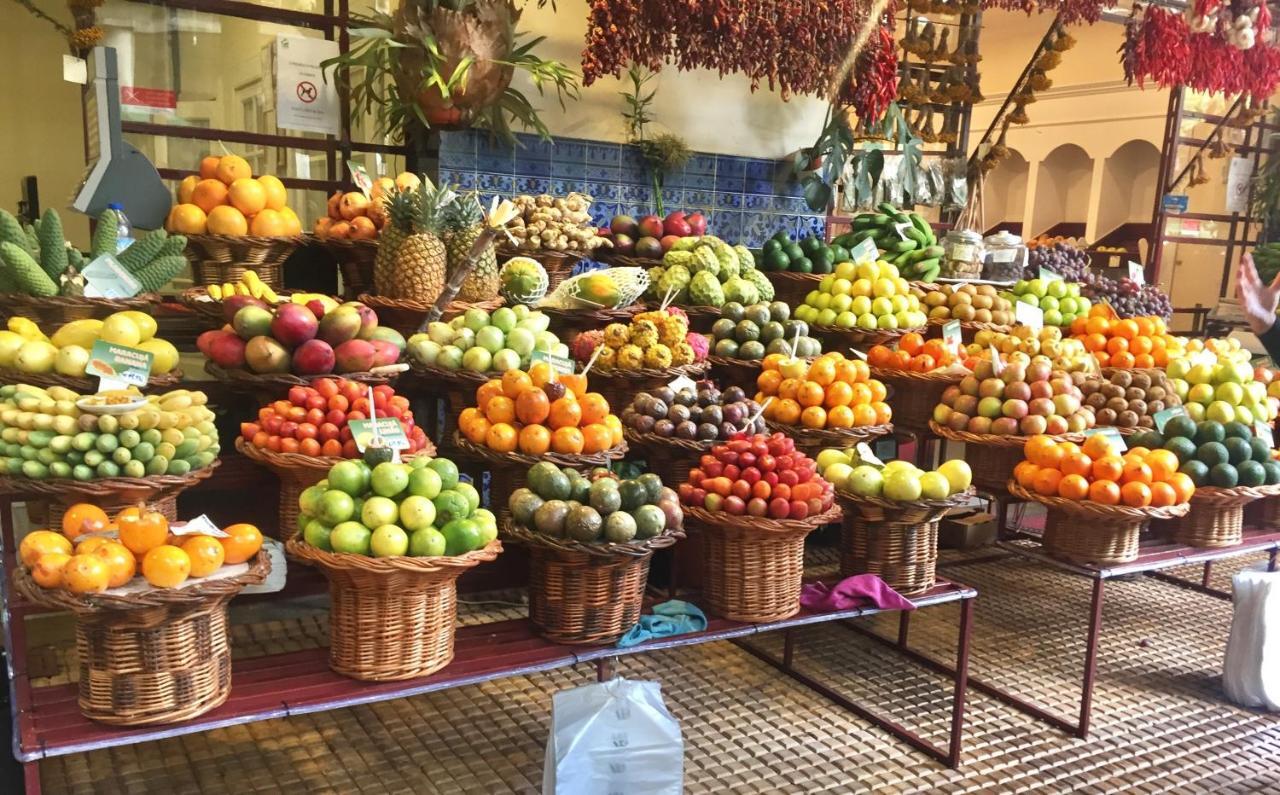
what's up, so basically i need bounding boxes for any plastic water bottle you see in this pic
[108,202,134,253]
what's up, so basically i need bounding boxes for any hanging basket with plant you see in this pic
[323,0,579,142]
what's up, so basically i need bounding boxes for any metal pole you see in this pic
[1078,578,1106,738]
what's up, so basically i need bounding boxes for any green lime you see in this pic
[1193,421,1224,446]
[1179,459,1209,486]
[1209,462,1239,488]
[1196,442,1228,467]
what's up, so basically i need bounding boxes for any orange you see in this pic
[1085,316,1110,336]
[826,405,854,428]
[757,369,783,395]
[1070,316,1088,335]
[91,540,137,588]
[849,383,873,406]
[824,381,853,408]
[1089,480,1121,505]
[518,424,552,455]
[62,554,110,594]
[548,397,582,429]
[1145,449,1179,481]
[551,426,585,454]
[190,178,229,214]
[1148,481,1177,508]
[581,423,613,454]
[206,205,248,235]
[117,508,169,556]
[899,332,925,356]
[1110,351,1136,368]
[257,174,287,210]
[1081,433,1117,460]
[835,359,861,384]
[1167,472,1196,503]
[1084,332,1108,352]
[852,403,879,427]
[868,380,887,403]
[198,155,221,180]
[485,422,518,452]
[1033,468,1064,496]
[1025,436,1063,469]
[1058,473,1090,500]
[228,178,267,216]
[249,208,287,236]
[579,393,610,426]
[1113,319,1138,340]
[460,408,490,443]
[777,378,801,400]
[20,530,72,569]
[215,154,252,185]
[476,379,505,411]
[484,395,516,424]
[167,203,208,235]
[502,370,533,398]
[1014,460,1041,488]
[1133,353,1155,368]
[797,381,825,408]
[178,175,200,204]
[867,345,894,368]
[1060,451,1093,478]
[872,401,892,424]
[279,207,303,236]
[773,398,802,425]
[181,536,226,578]
[75,536,111,556]
[1130,335,1153,356]
[220,524,263,564]
[1093,351,1111,367]
[1091,455,1124,482]
[515,388,551,425]
[142,546,191,588]
[604,414,623,446]
[851,360,870,383]
[922,339,949,363]
[808,357,836,386]
[1134,317,1155,336]
[800,405,827,429]
[1122,460,1153,485]
[30,552,71,589]
[1120,481,1152,507]
[762,353,785,371]
[1106,336,1129,355]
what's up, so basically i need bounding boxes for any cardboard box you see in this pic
[939,509,997,550]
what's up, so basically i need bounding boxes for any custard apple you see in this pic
[645,266,666,299]
[663,250,695,269]
[689,270,725,306]
[743,268,774,301]
[657,264,691,302]
[722,277,758,307]
[691,246,721,277]
[734,245,756,271]
[708,238,738,276]
[671,236,700,252]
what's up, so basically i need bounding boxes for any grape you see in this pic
[1025,242,1090,282]
[1024,242,1171,321]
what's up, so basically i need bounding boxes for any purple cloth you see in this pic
[800,574,917,612]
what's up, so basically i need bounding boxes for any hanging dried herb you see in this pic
[979,0,1108,25]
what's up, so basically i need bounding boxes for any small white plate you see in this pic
[76,397,148,415]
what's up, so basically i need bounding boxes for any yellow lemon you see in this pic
[99,315,141,346]
[137,338,180,374]
[115,311,158,342]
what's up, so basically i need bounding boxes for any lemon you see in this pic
[115,311,158,342]
[15,340,57,373]
[0,331,25,366]
[137,338,180,374]
[54,345,90,376]
[873,277,897,298]
[99,315,141,346]
[50,319,103,349]
[855,261,879,280]
[851,278,873,297]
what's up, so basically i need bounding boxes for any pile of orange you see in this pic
[20,503,263,594]
[755,351,892,430]
[1014,433,1195,508]
[458,362,623,456]
[867,332,958,372]
[1069,305,1181,368]
[166,154,303,237]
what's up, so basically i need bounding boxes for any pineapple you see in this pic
[376,181,450,303]
[442,192,498,303]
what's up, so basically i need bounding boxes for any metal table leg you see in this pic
[1077,577,1105,738]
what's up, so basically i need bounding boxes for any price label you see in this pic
[1127,261,1145,284]
[1015,301,1044,331]
[1082,426,1127,452]
[855,442,884,467]
[848,347,868,360]
[86,340,153,391]
[942,319,963,354]
[82,253,142,299]
[668,375,697,394]
[1038,267,1062,283]
[1255,421,1276,448]
[1153,406,1186,433]
[988,345,1005,376]
[851,238,879,265]
[531,350,575,375]
[347,161,373,197]
[169,514,229,538]
[349,417,410,451]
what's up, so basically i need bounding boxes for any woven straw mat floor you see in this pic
[24,545,1280,794]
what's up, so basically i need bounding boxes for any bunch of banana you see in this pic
[206,269,279,302]
[289,292,341,314]
[831,203,944,282]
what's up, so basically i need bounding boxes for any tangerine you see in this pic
[167,203,208,235]
[190,178,229,213]
[1110,351,1136,368]
[30,552,70,589]
[502,369,533,398]
[579,393,610,425]
[206,205,248,235]
[485,422,518,453]
[773,399,802,425]
[826,405,854,428]
[797,382,826,408]
[1148,481,1177,508]
[560,373,588,398]
[220,524,263,564]
[1089,480,1121,505]
[581,423,613,454]
[518,424,552,455]
[1033,468,1064,496]
[1120,481,1152,507]
[215,154,252,185]
[777,378,801,400]
[800,405,827,429]
[757,369,783,394]
[484,395,516,425]
[808,357,836,386]
[824,381,853,408]
[63,554,110,594]
[1122,460,1153,485]
[1025,436,1063,469]
[548,398,582,429]
[92,540,137,587]
[551,426,585,454]
[1091,455,1124,482]
[1145,449,1179,481]
[1167,472,1196,503]
[142,546,191,588]
[835,359,861,384]
[515,389,551,425]
[1058,473,1090,500]
[1014,460,1041,488]
[1081,433,1118,460]
[20,530,72,569]
[257,174,287,210]
[476,380,505,412]
[182,536,226,577]
[1061,451,1093,478]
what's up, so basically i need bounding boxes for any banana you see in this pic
[261,284,280,303]
[207,284,223,300]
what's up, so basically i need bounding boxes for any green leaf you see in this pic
[865,148,884,186]
[802,177,832,212]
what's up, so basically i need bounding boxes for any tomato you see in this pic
[373,384,395,401]
[314,378,338,398]
[262,415,282,434]
[296,422,318,441]
[339,380,363,403]
[286,406,307,422]
[299,438,322,456]
[305,395,327,412]
[390,396,410,411]
[304,408,325,426]
[240,422,260,441]
[288,386,311,406]
[347,410,366,421]
[279,437,300,454]
[339,426,354,442]
[266,435,282,452]
[327,394,349,413]
[773,483,791,501]
[321,439,343,457]
[318,422,340,442]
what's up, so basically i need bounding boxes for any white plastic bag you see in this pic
[1223,562,1280,710]
[543,677,683,794]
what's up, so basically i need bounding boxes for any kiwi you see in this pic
[1111,370,1133,388]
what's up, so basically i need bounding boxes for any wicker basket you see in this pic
[540,303,646,337]
[1008,481,1190,564]
[177,287,299,329]
[0,293,161,326]
[870,366,963,432]
[0,463,219,529]
[502,518,683,644]
[765,271,824,305]
[764,420,893,458]
[497,246,581,291]
[357,293,505,337]
[184,234,305,289]
[925,317,1013,341]
[809,323,921,350]
[13,550,269,725]
[286,537,501,681]
[622,428,710,485]
[452,432,626,505]
[1173,484,1280,548]
[587,361,712,412]
[836,489,972,594]
[203,361,403,400]
[235,438,435,541]
[706,355,773,392]
[0,365,183,394]
[685,503,840,622]
[323,238,378,298]
[930,421,1085,491]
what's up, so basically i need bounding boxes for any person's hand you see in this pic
[1236,252,1280,335]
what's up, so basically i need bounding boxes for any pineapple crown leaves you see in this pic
[386,175,458,236]
[442,190,485,232]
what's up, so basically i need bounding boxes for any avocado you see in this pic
[1223,421,1253,440]
[1193,421,1225,446]
[1196,441,1229,468]
[1180,459,1210,487]
[1166,415,1197,440]
[1250,437,1272,463]
[1164,436,1197,464]
[1237,460,1266,487]
[1209,462,1239,488]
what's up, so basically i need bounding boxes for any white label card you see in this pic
[1038,267,1061,283]
[347,162,373,197]
[988,345,1005,376]
[275,34,341,136]
[668,375,697,393]
[851,238,878,265]
[942,319,963,354]
[1127,261,1145,284]
[855,442,884,467]
[1255,422,1275,448]
[848,347,868,360]
[1015,301,1044,331]
[170,514,229,538]
[82,253,142,299]
[241,538,288,595]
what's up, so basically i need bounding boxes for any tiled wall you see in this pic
[438,130,825,247]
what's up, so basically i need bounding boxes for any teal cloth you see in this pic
[617,600,708,648]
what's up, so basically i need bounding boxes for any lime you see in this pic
[1209,462,1239,488]
[1237,460,1265,487]
[441,518,482,556]
[1195,442,1228,467]
[432,489,471,525]
[427,458,459,491]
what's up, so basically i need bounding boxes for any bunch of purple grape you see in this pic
[1081,272,1173,320]
[1024,242,1090,282]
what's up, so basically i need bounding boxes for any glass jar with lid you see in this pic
[941,229,984,279]
[982,230,1027,283]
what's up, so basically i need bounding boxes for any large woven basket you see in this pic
[836,488,973,594]
[0,293,161,326]
[870,366,963,433]
[0,365,183,394]
[587,361,712,412]
[451,432,626,505]
[930,421,1086,491]
[286,537,502,681]
[764,419,893,459]
[358,293,505,337]
[322,238,377,298]
[1172,484,1280,548]
[685,503,840,623]
[1008,481,1190,564]
[184,234,305,289]
[13,550,269,725]
[622,428,709,486]
[177,287,298,330]
[235,438,435,541]
[204,361,404,401]
[0,463,218,529]
[502,518,683,644]
[497,246,580,291]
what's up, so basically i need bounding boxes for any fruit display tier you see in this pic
[178,287,298,328]
[12,547,269,726]
[285,536,502,681]
[321,237,377,298]
[1007,481,1191,565]
[584,361,712,410]
[928,421,1084,491]
[836,489,974,595]
[684,502,841,623]
[204,360,402,392]
[764,419,893,455]
[0,292,161,326]
[869,366,964,432]
[501,516,683,645]
[537,304,647,336]
[1172,483,1280,549]
[926,316,1012,339]
[451,431,626,496]
[622,428,711,485]
[763,271,824,305]
[183,232,307,289]
[0,365,183,393]
[496,245,579,290]
[357,293,506,337]
[235,438,436,541]
[808,323,920,348]
[0,460,219,527]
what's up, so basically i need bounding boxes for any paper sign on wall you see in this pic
[275,35,340,136]
[1226,157,1254,214]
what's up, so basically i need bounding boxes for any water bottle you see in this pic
[108,202,134,253]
